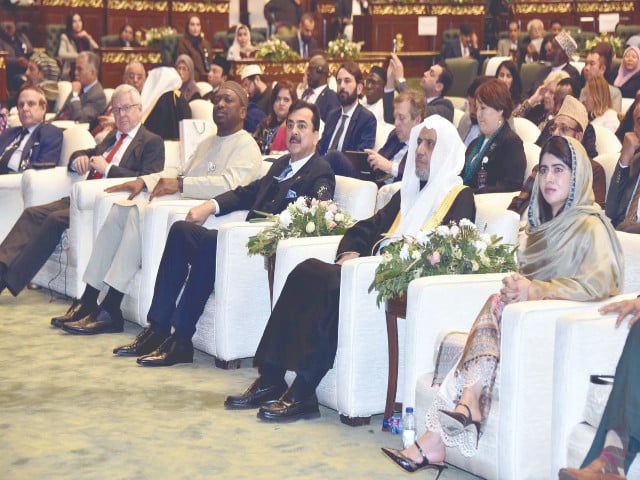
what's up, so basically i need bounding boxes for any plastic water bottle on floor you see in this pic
[402,407,416,448]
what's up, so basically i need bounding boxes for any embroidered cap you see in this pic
[557,95,588,132]
[29,52,60,82]
[554,31,577,57]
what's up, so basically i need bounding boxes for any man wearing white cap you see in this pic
[548,30,581,86]
[241,64,272,115]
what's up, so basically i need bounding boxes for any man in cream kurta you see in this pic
[51,81,262,333]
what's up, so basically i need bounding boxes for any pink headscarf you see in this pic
[614,46,640,88]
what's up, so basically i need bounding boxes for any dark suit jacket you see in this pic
[383,85,454,124]
[144,90,192,141]
[56,82,107,130]
[287,34,319,58]
[0,123,63,173]
[318,104,377,155]
[606,155,640,231]
[215,153,336,220]
[463,122,526,193]
[314,86,340,123]
[68,125,165,179]
[377,129,407,181]
[441,38,482,64]
[337,186,476,257]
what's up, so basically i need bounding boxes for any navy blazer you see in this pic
[215,153,336,220]
[68,125,165,179]
[287,34,319,58]
[0,123,63,173]
[318,103,376,155]
[314,86,340,123]
[441,38,482,64]
[377,129,408,181]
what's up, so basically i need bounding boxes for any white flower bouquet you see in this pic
[255,38,300,61]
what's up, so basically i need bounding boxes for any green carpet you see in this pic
[0,288,480,480]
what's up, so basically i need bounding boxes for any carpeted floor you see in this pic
[0,288,481,480]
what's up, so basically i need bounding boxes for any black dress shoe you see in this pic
[51,300,97,328]
[113,327,167,357]
[61,307,124,335]
[136,336,193,367]
[224,379,288,410]
[257,388,320,423]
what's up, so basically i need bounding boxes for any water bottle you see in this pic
[402,407,416,448]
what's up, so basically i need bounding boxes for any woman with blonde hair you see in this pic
[513,70,569,128]
[584,76,620,133]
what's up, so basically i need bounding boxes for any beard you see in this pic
[415,167,429,182]
[338,89,358,106]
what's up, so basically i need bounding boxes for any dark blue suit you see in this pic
[146,153,336,344]
[317,103,376,155]
[377,129,408,181]
[0,123,63,173]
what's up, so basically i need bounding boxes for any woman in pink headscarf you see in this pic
[614,46,640,98]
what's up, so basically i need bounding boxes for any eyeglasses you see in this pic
[550,121,579,136]
[113,104,140,115]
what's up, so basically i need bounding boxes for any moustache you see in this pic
[288,135,301,144]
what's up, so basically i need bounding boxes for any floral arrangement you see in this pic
[247,197,355,257]
[327,36,364,60]
[584,33,624,57]
[370,219,518,306]
[255,38,300,61]
[136,27,178,47]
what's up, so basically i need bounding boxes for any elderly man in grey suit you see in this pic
[53,81,262,335]
[0,84,164,297]
[55,51,106,130]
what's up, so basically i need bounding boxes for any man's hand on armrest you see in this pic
[148,178,180,202]
[185,200,217,226]
[72,155,91,175]
[104,178,146,200]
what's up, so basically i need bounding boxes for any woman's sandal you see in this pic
[438,403,481,442]
[381,441,447,478]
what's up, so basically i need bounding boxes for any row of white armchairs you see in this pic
[3,130,638,479]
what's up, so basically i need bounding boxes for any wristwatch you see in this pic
[177,174,184,193]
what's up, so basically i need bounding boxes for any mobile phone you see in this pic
[392,38,397,54]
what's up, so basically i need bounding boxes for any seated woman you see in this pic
[383,135,624,476]
[614,46,640,99]
[584,76,620,133]
[103,23,140,48]
[58,12,98,80]
[177,15,213,81]
[495,60,522,109]
[559,298,640,480]
[175,54,201,103]
[226,24,256,60]
[513,70,570,128]
[461,78,526,193]
[253,80,297,154]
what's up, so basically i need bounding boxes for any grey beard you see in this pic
[415,168,429,181]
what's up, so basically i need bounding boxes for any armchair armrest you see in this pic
[21,166,82,207]
[272,236,342,303]
[0,173,25,242]
[550,295,635,475]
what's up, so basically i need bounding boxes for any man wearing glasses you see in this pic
[0,84,164,297]
[508,95,606,214]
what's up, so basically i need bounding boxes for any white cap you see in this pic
[240,64,263,80]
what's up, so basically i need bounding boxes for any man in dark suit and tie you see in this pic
[317,62,377,175]
[441,23,482,64]
[383,54,454,124]
[298,55,339,123]
[0,86,62,174]
[287,13,318,59]
[364,90,425,183]
[0,84,164,297]
[99,100,334,366]
[55,51,107,130]
[606,102,640,232]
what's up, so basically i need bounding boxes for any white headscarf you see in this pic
[395,115,466,237]
[140,66,182,120]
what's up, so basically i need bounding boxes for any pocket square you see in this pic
[285,189,297,199]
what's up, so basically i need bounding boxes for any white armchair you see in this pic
[406,231,640,479]
[271,194,519,424]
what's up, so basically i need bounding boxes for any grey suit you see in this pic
[55,81,107,130]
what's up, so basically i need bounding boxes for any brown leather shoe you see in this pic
[136,336,193,367]
[51,300,97,328]
[257,388,320,423]
[113,327,167,357]
[224,379,287,410]
[62,307,124,335]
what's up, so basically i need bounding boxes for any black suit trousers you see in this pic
[0,197,71,295]
[147,221,218,342]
